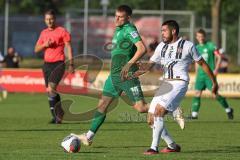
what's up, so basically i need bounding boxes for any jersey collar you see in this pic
[117,22,130,29]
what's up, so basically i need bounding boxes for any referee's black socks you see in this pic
[48,93,59,121]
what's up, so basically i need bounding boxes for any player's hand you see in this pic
[68,64,75,74]
[44,39,54,48]
[211,82,218,98]
[121,63,132,81]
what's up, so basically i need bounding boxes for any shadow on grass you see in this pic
[0,128,134,132]
[93,145,148,149]
[184,146,240,154]
[78,151,108,154]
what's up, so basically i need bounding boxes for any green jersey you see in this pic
[196,41,216,76]
[110,22,141,77]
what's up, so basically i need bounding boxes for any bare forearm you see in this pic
[68,47,73,64]
[198,59,216,83]
[34,45,45,53]
[66,43,74,64]
[133,61,155,77]
[128,41,146,65]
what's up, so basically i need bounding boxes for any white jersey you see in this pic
[150,37,202,82]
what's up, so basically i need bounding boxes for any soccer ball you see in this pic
[61,135,81,153]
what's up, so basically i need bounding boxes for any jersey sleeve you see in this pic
[36,32,44,45]
[189,45,202,62]
[150,43,162,63]
[126,26,142,44]
[62,29,71,43]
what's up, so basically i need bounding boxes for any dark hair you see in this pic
[162,20,179,35]
[197,28,206,36]
[116,5,132,16]
[44,9,56,18]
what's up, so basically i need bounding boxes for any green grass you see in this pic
[0,93,239,160]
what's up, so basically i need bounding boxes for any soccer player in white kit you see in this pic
[131,20,218,154]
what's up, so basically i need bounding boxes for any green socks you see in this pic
[216,95,229,109]
[192,97,201,112]
[90,111,106,133]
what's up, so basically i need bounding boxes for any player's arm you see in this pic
[34,44,45,53]
[34,39,53,53]
[121,41,146,80]
[213,49,222,75]
[65,41,74,73]
[130,60,155,79]
[196,58,218,95]
[194,62,199,73]
[129,43,162,79]
[190,45,218,95]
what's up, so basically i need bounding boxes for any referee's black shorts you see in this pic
[42,61,65,87]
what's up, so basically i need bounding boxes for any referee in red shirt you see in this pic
[34,9,74,124]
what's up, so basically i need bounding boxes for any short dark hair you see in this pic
[116,5,132,16]
[162,20,179,35]
[197,28,206,36]
[44,9,56,18]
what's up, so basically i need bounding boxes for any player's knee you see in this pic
[97,97,111,112]
[47,86,57,97]
[133,100,148,113]
[154,105,167,117]
[133,103,147,113]
[195,91,201,97]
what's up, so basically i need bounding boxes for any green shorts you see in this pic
[195,75,213,91]
[102,75,144,102]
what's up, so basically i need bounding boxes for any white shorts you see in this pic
[149,80,188,113]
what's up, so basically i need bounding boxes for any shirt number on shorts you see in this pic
[130,86,139,97]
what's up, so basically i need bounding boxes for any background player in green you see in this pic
[190,29,234,119]
[70,5,150,146]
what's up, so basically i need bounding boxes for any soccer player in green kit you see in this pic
[70,5,150,145]
[190,29,234,119]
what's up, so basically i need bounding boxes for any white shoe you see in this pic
[71,133,92,146]
[173,107,185,130]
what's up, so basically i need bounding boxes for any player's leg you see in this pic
[144,104,168,155]
[191,76,205,119]
[72,76,119,145]
[144,104,180,154]
[47,82,64,123]
[42,63,56,123]
[205,78,234,119]
[121,78,149,113]
[161,127,179,150]
[215,95,234,119]
[123,78,184,129]
[144,81,187,154]
[191,90,202,119]
[47,61,65,123]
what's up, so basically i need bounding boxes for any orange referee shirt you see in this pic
[36,26,71,62]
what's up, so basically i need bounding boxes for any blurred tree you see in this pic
[187,0,239,57]
[0,0,238,60]
[211,0,221,46]
[220,0,240,58]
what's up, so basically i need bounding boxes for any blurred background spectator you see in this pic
[4,47,22,68]
[0,51,4,68]
[218,48,229,73]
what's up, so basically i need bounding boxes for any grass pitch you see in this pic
[0,93,239,160]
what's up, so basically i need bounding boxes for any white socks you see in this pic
[86,130,95,140]
[192,111,198,117]
[150,117,164,151]
[161,127,174,147]
[225,108,231,113]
